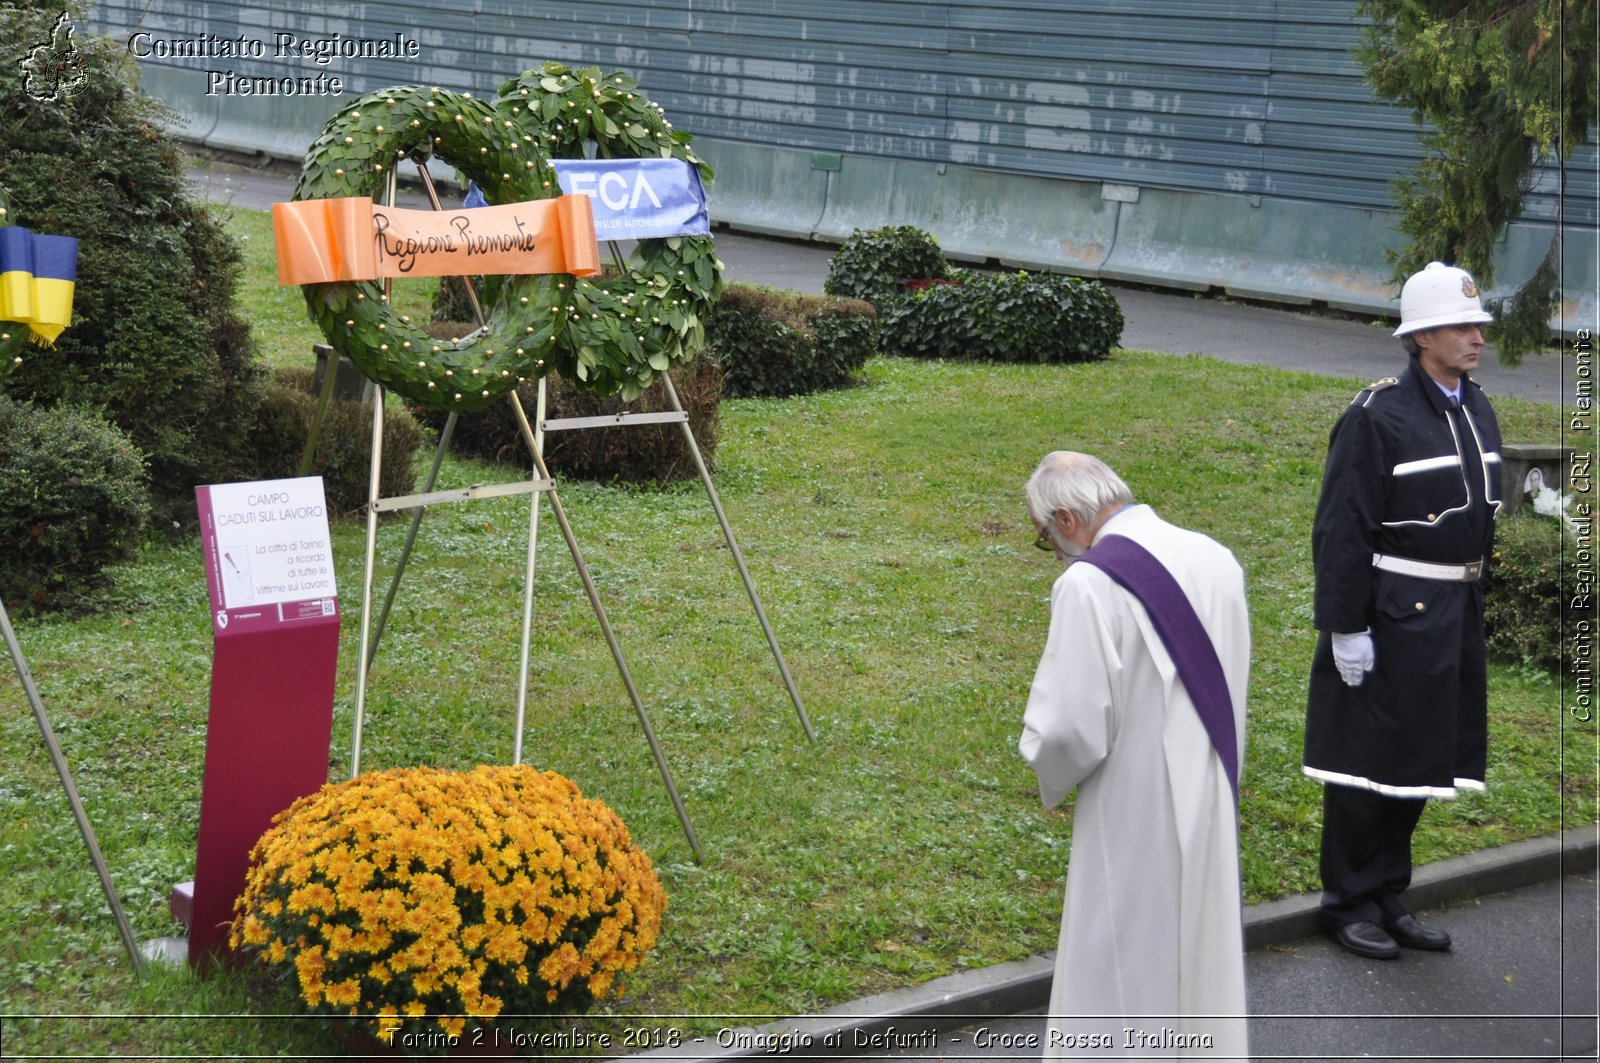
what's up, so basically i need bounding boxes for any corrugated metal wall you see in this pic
[80,0,1597,313]
[87,0,1594,222]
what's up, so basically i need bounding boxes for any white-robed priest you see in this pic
[1018,452,1250,1060]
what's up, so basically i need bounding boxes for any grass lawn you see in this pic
[0,208,1591,1056]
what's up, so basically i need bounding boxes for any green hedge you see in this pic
[1487,509,1580,674]
[707,284,878,398]
[881,268,1124,363]
[0,396,151,610]
[259,368,428,518]
[0,6,270,532]
[413,359,723,486]
[823,225,950,308]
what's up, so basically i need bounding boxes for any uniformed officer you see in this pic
[1303,261,1503,960]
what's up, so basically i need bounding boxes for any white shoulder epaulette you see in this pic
[1352,376,1400,407]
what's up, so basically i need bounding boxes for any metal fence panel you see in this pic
[79,0,1596,306]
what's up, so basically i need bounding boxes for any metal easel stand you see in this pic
[344,164,702,862]
[347,386,703,863]
[534,372,816,743]
[505,392,702,860]
[2,599,144,972]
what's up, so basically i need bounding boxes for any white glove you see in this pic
[1331,630,1375,687]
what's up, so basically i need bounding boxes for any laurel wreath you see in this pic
[292,84,570,412]
[494,62,725,401]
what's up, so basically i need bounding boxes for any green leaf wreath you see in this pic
[289,66,725,407]
[291,84,571,412]
[494,62,725,401]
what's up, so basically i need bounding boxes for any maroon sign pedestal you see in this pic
[184,478,341,968]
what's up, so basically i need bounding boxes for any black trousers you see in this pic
[1318,783,1428,928]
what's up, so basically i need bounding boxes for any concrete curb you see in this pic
[1243,825,1599,951]
[620,827,1599,1062]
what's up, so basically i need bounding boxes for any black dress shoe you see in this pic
[1384,913,1452,951]
[1329,920,1400,959]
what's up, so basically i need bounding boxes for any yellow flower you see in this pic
[237,918,270,948]
[294,946,327,1006]
[325,978,362,1008]
[229,762,666,1032]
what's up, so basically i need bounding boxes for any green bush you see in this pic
[1486,509,1579,674]
[433,274,492,327]
[0,6,269,531]
[823,225,950,308]
[260,368,428,518]
[413,359,723,486]
[880,269,1124,363]
[708,284,877,398]
[0,395,151,610]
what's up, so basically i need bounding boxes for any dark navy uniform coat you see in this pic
[1303,361,1502,797]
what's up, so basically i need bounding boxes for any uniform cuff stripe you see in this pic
[1302,766,1483,799]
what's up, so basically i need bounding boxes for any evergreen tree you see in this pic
[0,2,267,530]
[1356,0,1596,362]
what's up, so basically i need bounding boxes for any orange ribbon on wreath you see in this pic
[272,193,600,286]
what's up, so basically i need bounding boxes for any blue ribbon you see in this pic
[466,159,709,242]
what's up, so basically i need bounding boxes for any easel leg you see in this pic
[661,374,816,742]
[508,391,704,863]
[366,412,458,671]
[296,345,342,478]
[512,381,549,767]
[2,601,144,972]
[350,386,387,778]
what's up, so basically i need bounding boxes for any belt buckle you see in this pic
[1463,560,1483,580]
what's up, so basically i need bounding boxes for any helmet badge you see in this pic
[1460,274,1479,299]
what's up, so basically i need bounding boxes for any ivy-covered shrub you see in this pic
[824,225,950,308]
[1486,508,1580,674]
[0,396,150,610]
[0,6,269,531]
[707,284,877,398]
[258,368,428,518]
[881,269,1123,363]
[414,359,723,486]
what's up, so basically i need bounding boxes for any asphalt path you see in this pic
[800,873,1599,1062]
[186,158,1579,407]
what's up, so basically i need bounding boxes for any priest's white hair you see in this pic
[1025,451,1134,527]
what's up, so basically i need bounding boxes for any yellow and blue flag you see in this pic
[0,225,79,346]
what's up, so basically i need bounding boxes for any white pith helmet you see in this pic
[1393,261,1494,337]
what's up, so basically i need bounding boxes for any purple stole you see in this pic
[1078,534,1240,799]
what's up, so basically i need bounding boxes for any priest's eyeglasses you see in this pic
[1033,527,1054,552]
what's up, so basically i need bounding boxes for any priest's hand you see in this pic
[1331,630,1375,687]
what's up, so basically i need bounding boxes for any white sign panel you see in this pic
[203,477,337,610]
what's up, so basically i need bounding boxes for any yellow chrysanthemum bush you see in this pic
[229,764,666,1048]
